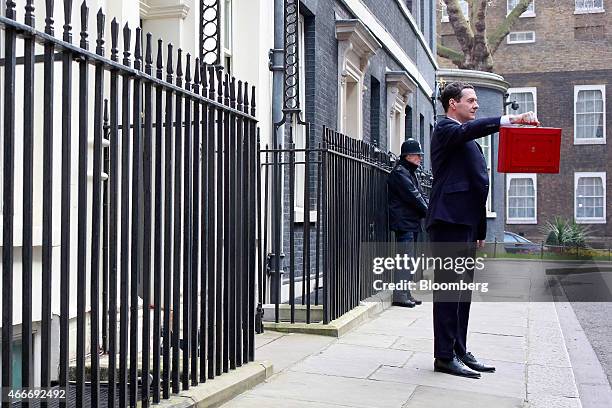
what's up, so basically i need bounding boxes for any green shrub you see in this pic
[543,217,590,248]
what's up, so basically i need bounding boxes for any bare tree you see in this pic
[437,0,534,72]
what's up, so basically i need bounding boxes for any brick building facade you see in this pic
[279,0,438,281]
[437,0,612,245]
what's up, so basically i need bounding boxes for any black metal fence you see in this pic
[1,1,259,406]
[261,126,395,324]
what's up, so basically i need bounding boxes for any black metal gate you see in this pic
[260,126,396,324]
[1,1,259,406]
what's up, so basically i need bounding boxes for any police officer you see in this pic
[387,139,428,308]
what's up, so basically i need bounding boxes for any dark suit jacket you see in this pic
[425,116,501,240]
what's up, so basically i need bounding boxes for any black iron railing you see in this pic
[1,0,259,406]
[261,127,395,325]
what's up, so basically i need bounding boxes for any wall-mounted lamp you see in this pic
[503,92,519,111]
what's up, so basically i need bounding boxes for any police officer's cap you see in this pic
[400,139,424,156]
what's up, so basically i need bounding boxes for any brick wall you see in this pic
[503,69,612,245]
[436,1,612,246]
[437,0,612,73]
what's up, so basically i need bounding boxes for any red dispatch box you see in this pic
[497,126,562,173]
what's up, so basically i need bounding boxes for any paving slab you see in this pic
[370,351,525,400]
[222,295,592,408]
[466,331,527,364]
[389,336,433,354]
[255,331,285,348]
[337,331,401,349]
[223,394,358,408]
[248,371,418,408]
[290,343,413,378]
[402,385,524,408]
[255,332,335,373]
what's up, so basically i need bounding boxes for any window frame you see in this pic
[574,84,606,145]
[507,0,536,17]
[574,0,605,14]
[294,13,315,223]
[506,173,538,224]
[478,136,495,217]
[506,87,537,116]
[574,172,607,224]
[440,0,469,22]
[222,0,233,73]
[506,31,536,44]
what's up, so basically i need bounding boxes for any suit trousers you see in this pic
[428,222,476,360]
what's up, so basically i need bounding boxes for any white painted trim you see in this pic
[140,1,190,20]
[506,0,536,17]
[340,0,435,97]
[506,174,538,224]
[437,69,510,93]
[441,0,470,22]
[574,84,606,145]
[574,0,605,14]
[507,87,538,115]
[507,31,536,44]
[574,8,605,14]
[574,172,607,224]
[386,72,414,156]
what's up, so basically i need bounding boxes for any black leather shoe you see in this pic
[408,296,422,305]
[392,299,416,308]
[459,352,496,372]
[434,356,481,379]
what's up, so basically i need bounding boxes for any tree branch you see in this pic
[472,0,491,69]
[488,0,534,54]
[444,0,474,59]
[437,44,465,65]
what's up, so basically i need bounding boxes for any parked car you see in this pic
[503,231,540,254]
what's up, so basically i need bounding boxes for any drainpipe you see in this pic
[267,0,285,306]
[272,0,285,132]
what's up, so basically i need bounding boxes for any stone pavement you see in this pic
[221,301,588,408]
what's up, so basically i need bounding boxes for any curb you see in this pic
[153,361,273,408]
[263,290,393,337]
[554,297,612,407]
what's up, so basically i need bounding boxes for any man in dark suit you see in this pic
[388,139,428,308]
[426,81,538,378]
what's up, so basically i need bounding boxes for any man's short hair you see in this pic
[439,82,474,112]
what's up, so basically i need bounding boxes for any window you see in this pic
[506,174,537,224]
[574,85,605,144]
[507,0,535,17]
[0,338,23,387]
[441,0,469,22]
[370,77,381,147]
[337,20,381,140]
[405,105,413,140]
[506,87,537,115]
[222,0,233,73]
[504,232,519,243]
[575,172,606,223]
[386,72,416,156]
[480,136,494,215]
[294,14,309,222]
[419,114,425,153]
[420,0,425,30]
[575,0,604,13]
[507,31,535,44]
